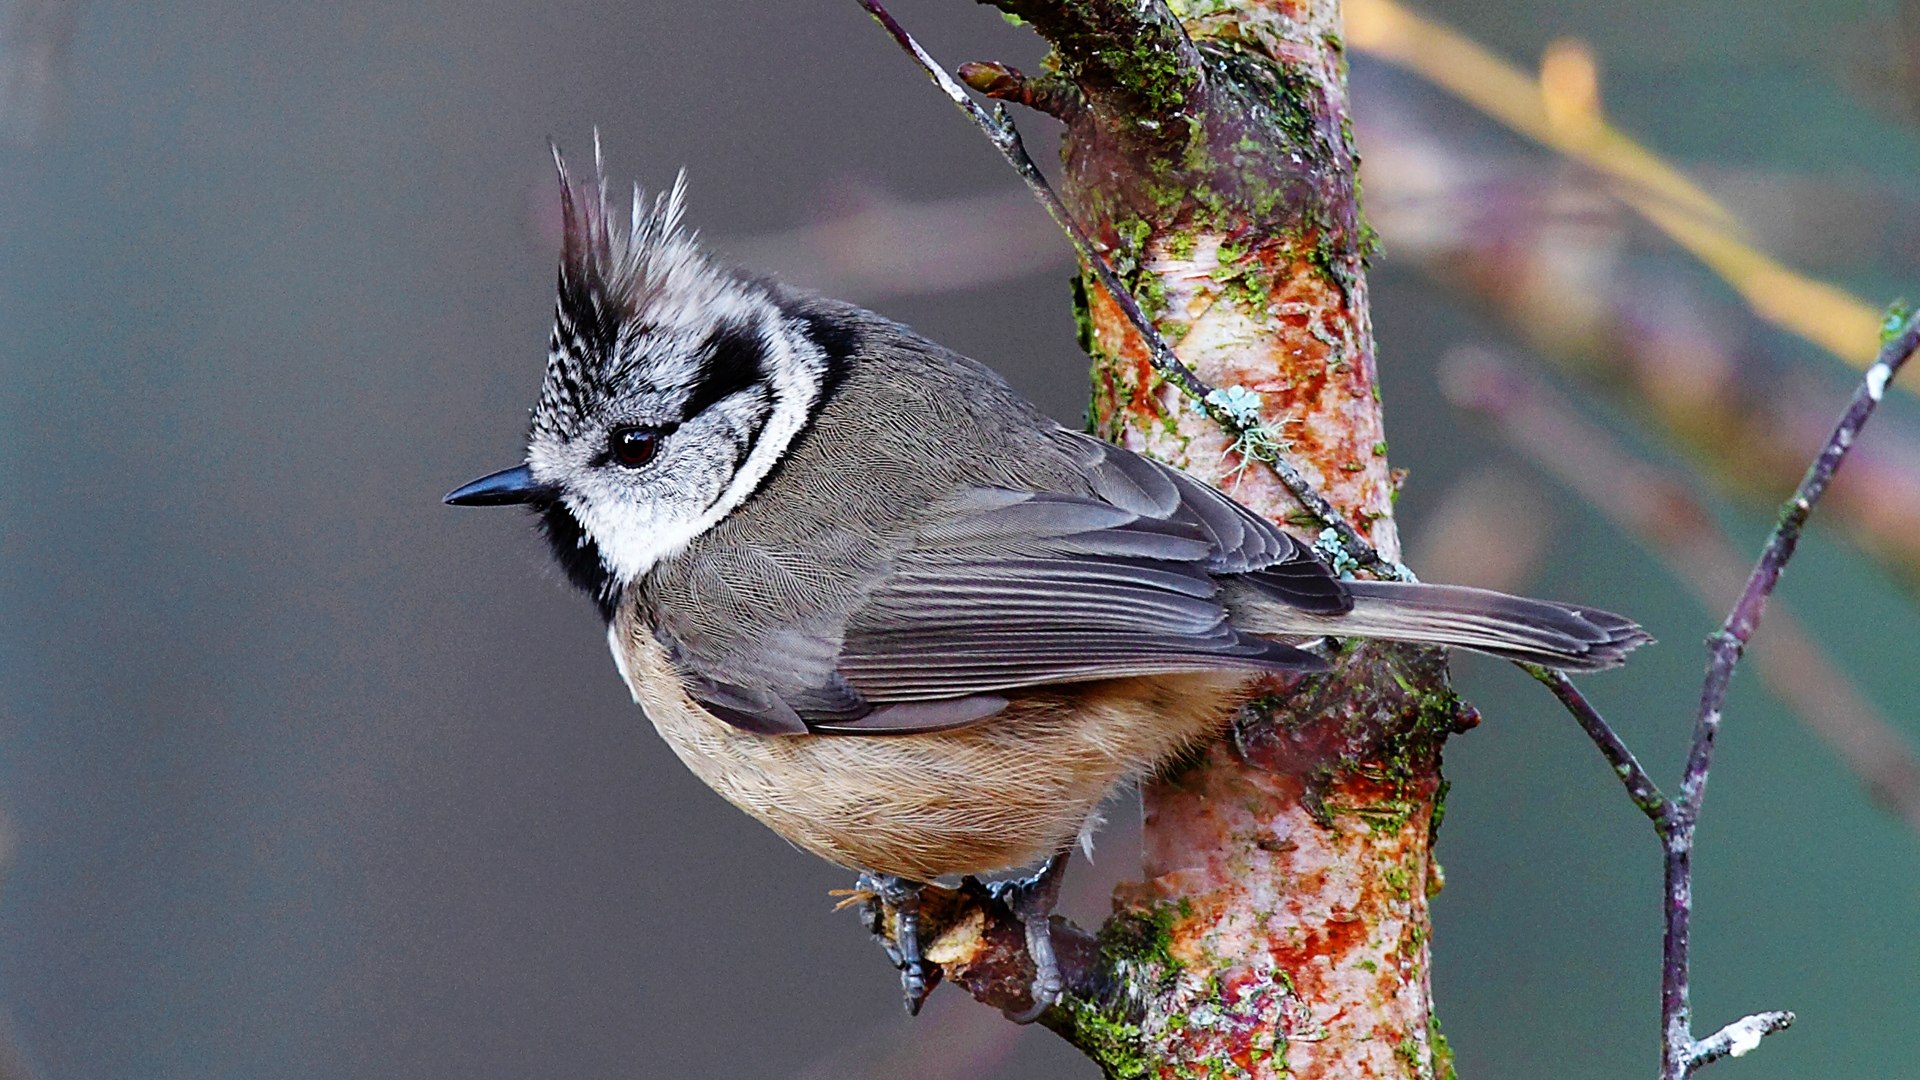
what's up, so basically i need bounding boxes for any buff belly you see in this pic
[609,615,1248,881]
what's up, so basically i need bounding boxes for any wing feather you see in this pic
[651,432,1348,736]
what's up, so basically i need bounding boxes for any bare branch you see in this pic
[1445,347,1920,833]
[1687,309,1920,817]
[1651,308,1919,1076]
[1687,1012,1796,1071]
[1447,304,1918,1078]
[1528,666,1670,826]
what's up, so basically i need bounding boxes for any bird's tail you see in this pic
[1241,580,1651,672]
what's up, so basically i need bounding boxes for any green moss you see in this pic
[1056,896,1306,1080]
[1208,238,1272,317]
[1095,31,1201,116]
[1381,863,1412,902]
[1373,674,1461,783]
[1072,274,1099,357]
[1101,216,1179,325]
[1350,798,1418,834]
[1430,1015,1459,1080]
[1260,647,1461,842]
[1047,899,1196,1079]
[1114,216,1153,265]
[1138,273,1171,321]
[1356,219,1383,263]
[1880,300,1913,345]
[1055,996,1153,1080]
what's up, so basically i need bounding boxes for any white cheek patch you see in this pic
[555,301,829,586]
[564,488,685,586]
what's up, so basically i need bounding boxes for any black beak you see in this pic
[444,464,548,506]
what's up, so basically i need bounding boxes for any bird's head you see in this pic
[445,144,844,615]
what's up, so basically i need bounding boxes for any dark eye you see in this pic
[609,425,667,468]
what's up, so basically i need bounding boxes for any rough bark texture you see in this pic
[1112,647,1468,1080]
[880,2,1463,1076]
[1031,1,1456,1076]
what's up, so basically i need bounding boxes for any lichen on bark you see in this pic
[1044,1,1458,1076]
[870,2,1463,1075]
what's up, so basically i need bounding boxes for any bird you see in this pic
[446,149,1649,1017]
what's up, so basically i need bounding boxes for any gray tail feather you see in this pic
[1247,580,1652,672]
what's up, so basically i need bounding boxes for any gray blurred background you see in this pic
[3,1,1918,1077]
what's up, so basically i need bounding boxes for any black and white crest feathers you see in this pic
[533,141,701,440]
[521,144,848,598]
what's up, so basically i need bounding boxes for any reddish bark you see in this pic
[869,2,1461,1075]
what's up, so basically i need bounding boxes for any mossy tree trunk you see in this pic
[913,3,1465,1077]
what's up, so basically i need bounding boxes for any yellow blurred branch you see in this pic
[1346,0,1892,372]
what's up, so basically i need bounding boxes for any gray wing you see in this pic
[1047,430,1353,614]
[655,434,1350,737]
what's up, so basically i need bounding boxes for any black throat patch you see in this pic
[535,500,619,622]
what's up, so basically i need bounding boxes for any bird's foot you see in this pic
[854,873,938,1016]
[989,851,1070,1023]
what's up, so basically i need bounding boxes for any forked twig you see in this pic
[1531,309,1918,1076]
[1647,309,1920,1075]
[858,0,1920,1073]
[1446,347,1920,831]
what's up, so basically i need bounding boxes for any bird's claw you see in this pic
[855,873,938,1016]
[991,852,1071,1023]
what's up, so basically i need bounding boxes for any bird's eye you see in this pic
[609,425,666,468]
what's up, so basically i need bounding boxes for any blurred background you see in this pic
[2,0,1917,1076]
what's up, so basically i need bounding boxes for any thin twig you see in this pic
[1654,308,1920,1076]
[856,0,1404,580]
[1686,1012,1797,1070]
[1684,310,1920,817]
[1526,309,1919,1077]
[1460,311,1918,1075]
[1526,666,1670,826]
[859,3,1920,1076]
[1445,347,1920,832]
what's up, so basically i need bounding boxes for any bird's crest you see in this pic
[536,136,701,439]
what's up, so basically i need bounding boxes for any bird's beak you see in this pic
[443,464,549,506]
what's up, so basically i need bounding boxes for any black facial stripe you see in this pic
[701,395,776,516]
[536,501,619,622]
[731,305,858,503]
[681,320,769,419]
[795,308,855,410]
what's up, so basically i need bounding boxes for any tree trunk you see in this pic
[910,3,1466,1076]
